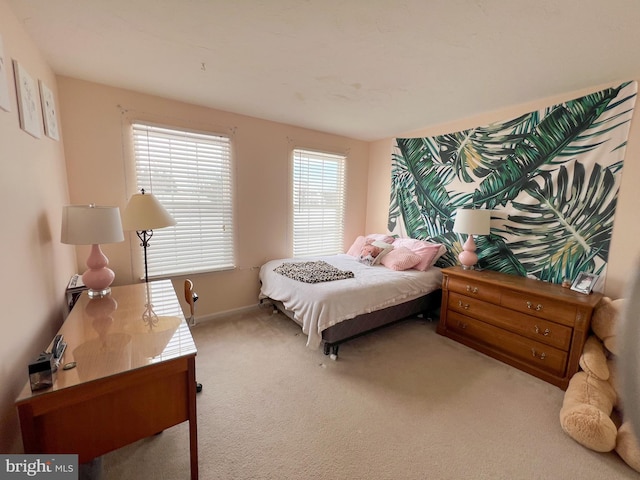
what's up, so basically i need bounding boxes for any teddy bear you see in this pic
[559,296,640,472]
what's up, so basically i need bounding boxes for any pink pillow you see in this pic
[392,238,446,271]
[347,234,395,257]
[347,236,366,256]
[366,233,395,244]
[381,246,421,271]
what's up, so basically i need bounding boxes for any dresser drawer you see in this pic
[438,266,602,389]
[446,311,568,377]
[448,292,572,350]
[447,277,501,304]
[501,291,577,326]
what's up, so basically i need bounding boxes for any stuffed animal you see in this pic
[559,296,640,472]
[560,338,617,452]
[591,297,624,356]
[617,421,640,472]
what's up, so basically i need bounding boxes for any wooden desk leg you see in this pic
[17,403,40,454]
[188,357,199,480]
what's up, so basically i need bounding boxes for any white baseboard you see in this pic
[190,303,262,325]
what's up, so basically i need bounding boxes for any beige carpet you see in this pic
[102,307,638,479]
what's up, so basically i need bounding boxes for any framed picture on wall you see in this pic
[571,272,599,294]
[0,34,10,112]
[12,59,41,138]
[39,80,59,140]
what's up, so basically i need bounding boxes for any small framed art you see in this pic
[39,80,59,140]
[570,272,599,294]
[13,59,42,138]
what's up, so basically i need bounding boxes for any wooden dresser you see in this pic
[437,266,603,389]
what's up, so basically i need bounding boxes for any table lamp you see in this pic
[453,208,491,270]
[61,204,125,298]
[121,189,176,282]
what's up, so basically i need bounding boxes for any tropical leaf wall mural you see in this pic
[388,81,637,284]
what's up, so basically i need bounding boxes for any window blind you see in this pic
[131,122,235,278]
[292,148,346,257]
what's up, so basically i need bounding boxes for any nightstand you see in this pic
[437,266,603,389]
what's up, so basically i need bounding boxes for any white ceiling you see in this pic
[6,0,640,141]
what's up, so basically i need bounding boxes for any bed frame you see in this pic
[266,289,442,359]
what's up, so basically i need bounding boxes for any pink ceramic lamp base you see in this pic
[81,244,115,298]
[458,235,479,270]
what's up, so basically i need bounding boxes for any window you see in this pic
[292,148,346,257]
[130,122,234,278]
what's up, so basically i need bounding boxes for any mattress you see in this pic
[259,254,442,349]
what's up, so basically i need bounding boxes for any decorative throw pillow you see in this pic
[366,233,395,244]
[347,234,395,257]
[358,240,393,266]
[393,238,446,271]
[346,236,366,257]
[380,246,422,271]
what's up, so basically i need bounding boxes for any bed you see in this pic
[259,253,443,358]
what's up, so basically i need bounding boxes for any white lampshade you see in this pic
[61,204,124,298]
[121,192,176,232]
[61,205,125,245]
[453,208,491,236]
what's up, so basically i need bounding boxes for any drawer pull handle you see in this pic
[457,300,470,310]
[531,348,546,360]
[457,321,468,329]
[466,285,479,294]
[527,301,543,311]
[534,325,551,336]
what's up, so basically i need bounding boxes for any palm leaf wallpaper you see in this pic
[388,81,637,284]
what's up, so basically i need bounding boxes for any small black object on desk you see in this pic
[29,353,54,392]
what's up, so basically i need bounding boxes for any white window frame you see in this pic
[292,148,347,257]
[128,121,235,279]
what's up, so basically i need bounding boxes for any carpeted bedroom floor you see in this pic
[101,307,639,479]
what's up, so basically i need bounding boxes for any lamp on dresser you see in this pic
[453,208,491,270]
[121,189,176,282]
[61,204,125,298]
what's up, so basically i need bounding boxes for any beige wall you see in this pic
[57,77,370,320]
[366,82,640,299]
[2,0,638,456]
[0,2,77,453]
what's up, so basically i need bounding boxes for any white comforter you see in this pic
[259,254,442,349]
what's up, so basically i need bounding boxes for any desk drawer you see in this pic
[501,291,577,326]
[446,311,568,377]
[448,292,572,350]
[447,277,501,304]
